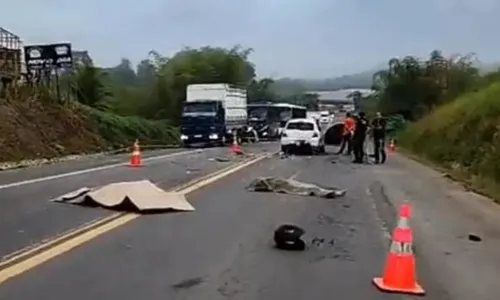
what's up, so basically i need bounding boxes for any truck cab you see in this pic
[180,100,226,147]
[180,83,248,147]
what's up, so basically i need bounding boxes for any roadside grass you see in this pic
[398,82,500,204]
[83,105,180,148]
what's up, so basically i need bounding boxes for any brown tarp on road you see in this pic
[51,180,195,213]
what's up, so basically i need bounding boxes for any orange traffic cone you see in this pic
[129,139,142,167]
[231,139,243,155]
[372,203,425,295]
[388,139,396,152]
[230,132,243,155]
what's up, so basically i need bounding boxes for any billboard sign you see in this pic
[24,43,73,70]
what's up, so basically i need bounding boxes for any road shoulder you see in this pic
[368,153,500,300]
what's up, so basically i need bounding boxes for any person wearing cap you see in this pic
[336,112,356,155]
[371,111,387,164]
[352,111,368,163]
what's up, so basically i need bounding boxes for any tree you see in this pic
[108,58,137,86]
[149,46,257,123]
[68,45,260,125]
[369,50,479,120]
[71,65,110,109]
[136,59,156,85]
[248,78,277,102]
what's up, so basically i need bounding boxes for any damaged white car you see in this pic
[280,118,325,154]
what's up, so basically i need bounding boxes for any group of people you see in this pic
[336,111,387,164]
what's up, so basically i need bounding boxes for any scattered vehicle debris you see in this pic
[274,224,306,251]
[51,180,195,213]
[311,237,335,248]
[213,157,231,162]
[246,177,346,198]
[468,233,482,242]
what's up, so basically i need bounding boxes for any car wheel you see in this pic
[250,129,259,143]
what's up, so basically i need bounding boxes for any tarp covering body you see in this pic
[51,180,195,212]
[246,177,346,198]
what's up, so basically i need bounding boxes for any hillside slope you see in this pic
[400,82,500,199]
[0,95,178,162]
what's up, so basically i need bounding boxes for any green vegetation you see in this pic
[84,106,179,148]
[73,46,259,124]
[73,45,329,122]
[366,50,500,200]
[1,44,336,162]
[0,46,279,161]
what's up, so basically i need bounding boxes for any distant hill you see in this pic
[272,70,375,96]
[271,61,500,96]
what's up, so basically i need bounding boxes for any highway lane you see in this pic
[2,144,495,299]
[0,143,276,262]
[0,147,411,300]
[0,148,187,186]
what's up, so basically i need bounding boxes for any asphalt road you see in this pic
[0,143,499,299]
[0,143,275,261]
[0,148,185,185]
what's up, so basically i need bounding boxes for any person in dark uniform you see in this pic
[352,111,368,163]
[371,112,387,164]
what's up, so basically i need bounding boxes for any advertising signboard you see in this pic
[24,43,73,70]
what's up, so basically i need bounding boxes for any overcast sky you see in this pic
[3,0,499,78]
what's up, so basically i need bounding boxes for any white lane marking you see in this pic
[0,149,202,190]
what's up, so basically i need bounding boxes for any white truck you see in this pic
[180,83,249,147]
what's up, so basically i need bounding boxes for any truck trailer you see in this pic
[180,83,248,147]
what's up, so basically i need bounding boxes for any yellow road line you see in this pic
[0,156,258,268]
[0,154,269,285]
[0,213,124,267]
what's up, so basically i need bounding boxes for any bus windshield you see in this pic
[247,103,307,125]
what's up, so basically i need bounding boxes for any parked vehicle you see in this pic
[180,84,247,147]
[247,103,281,140]
[247,102,307,140]
[280,118,325,154]
[274,103,307,136]
[318,110,331,126]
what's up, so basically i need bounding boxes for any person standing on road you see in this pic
[352,111,368,164]
[371,112,387,164]
[336,112,355,155]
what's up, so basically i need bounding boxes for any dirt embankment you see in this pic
[0,93,179,163]
[0,98,107,162]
